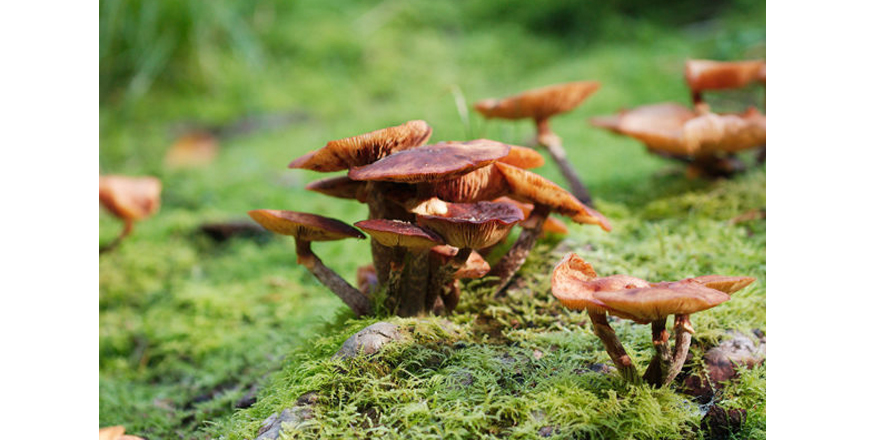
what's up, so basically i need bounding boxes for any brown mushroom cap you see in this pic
[685,59,766,93]
[593,283,731,324]
[289,120,432,172]
[430,245,491,279]
[417,201,523,249]
[661,275,756,294]
[493,162,611,231]
[99,175,162,221]
[474,81,601,121]
[247,210,365,242]
[592,103,765,156]
[354,219,444,248]
[498,145,545,169]
[305,176,368,202]
[348,139,511,183]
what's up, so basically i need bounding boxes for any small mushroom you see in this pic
[428,245,491,313]
[685,59,766,106]
[248,210,371,316]
[475,81,601,206]
[354,219,444,316]
[551,253,754,386]
[99,175,162,254]
[289,120,432,172]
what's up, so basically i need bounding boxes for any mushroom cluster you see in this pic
[591,59,766,178]
[475,81,601,206]
[249,120,611,317]
[551,253,754,386]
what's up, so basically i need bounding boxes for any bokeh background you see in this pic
[99,0,765,438]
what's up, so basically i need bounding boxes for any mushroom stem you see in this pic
[535,118,593,207]
[643,317,673,386]
[294,240,372,317]
[393,249,431,317]
[664,314,694,386]
[588,311,639,383]
[427,248,472,314]
[99,219,134,254]
[491,204,551,296]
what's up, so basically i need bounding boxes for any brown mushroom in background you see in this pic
[551,253,754,386]
[685,59,766,107]
[590,103,765,178]
[99,175,162,254]
[354,219,444,316]
[248,210,371,316]
[475,81,601,206]
[163,131,219,169]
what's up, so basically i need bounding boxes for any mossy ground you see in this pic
[100,1,765,438]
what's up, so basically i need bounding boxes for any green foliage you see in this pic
[99,1,765,438]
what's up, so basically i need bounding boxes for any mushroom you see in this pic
[590,103,766,178]
[164,131,219,169]
[685,59,766,108]
[474,81,601,206]
[354,219,444,316]
[417,200,524,312]
[99,175,162,254]
[248,209,371,316]
[551,253,755,386]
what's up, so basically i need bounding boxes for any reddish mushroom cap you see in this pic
[474,81,601,121]
[348,139,511,183]
[354,219,444,248]
[99,175,162,222]
[289,120,432,172]
[417,200,524,249]
[247,210,365,242]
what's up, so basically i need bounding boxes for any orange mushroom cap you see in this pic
[417,200,523,249]
[289,120,432,172]
[99,175,162,222]
[494,196,568,235]
[348,139,511,183]
[474,81,601,121]
[498,145,545,169]
[247,210,365,242]
[685,59,766,93]
[593,283,731,324]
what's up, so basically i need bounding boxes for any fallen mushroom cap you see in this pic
[289,120,432,172]
[354,219,444,248]
[474,81,601,121]
[348,139,511,183]
[592,103,766,156]
[99,175,162,221]
[247,210,365,242]
[685,59,766,93]
[306,176,369,202]
[430,245,491,278]
[417,201,524,249]
[493,162,611,231]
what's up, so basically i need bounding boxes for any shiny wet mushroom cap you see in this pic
[354,219,444,249]
[474,81,601,121]
[289,120,432,172]
[348,139,511,183]
[99,175,162,221]
[685,59,766,93]
[247,210,365,242]
[417,200,523,250]
[493,162,611,231]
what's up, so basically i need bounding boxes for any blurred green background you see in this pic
[99,0,765,438]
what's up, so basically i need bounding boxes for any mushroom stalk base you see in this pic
[589,312,639,383]
[296,240,371,317]
[643,317,673,386]
[664,314,693,386]
[536,119,593,207]
[491,205,550,297]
